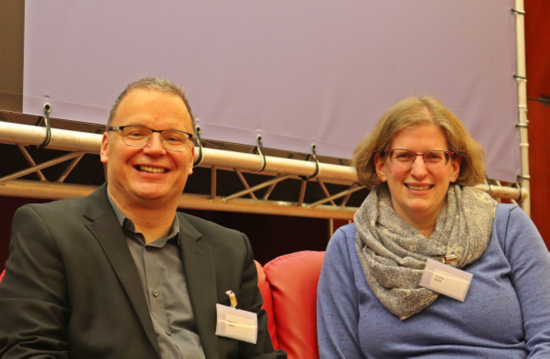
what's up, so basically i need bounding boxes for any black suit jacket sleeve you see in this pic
[0,204,72,358]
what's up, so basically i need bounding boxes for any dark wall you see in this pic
[525,0,550,249]
[185,209,331,265]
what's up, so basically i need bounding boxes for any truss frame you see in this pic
[0,121,528,220]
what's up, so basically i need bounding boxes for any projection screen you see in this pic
[19,0,519,181]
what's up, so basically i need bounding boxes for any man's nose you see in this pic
[144,133,166,154]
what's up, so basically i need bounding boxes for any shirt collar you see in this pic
[107,192,180,246]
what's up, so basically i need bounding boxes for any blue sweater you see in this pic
[317,204,550,358]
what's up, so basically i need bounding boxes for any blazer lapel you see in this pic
[83,185,161,356]
[178,215,220,359]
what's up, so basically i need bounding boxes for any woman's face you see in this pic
[374,123,461,228]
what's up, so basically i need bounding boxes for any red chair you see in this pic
[255,260,279,349]
[262,251,325,359]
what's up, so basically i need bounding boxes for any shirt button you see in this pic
[152,290,159,297]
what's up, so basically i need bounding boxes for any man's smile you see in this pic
[137,165,168,173]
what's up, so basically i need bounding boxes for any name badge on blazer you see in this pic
[215,290,258,344]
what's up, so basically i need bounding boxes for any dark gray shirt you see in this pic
[109,198,206,359]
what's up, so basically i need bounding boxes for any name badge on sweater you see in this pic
[215,304,258,344]
[420,259,473,302]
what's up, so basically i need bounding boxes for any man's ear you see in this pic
[373,153,387,182]
[188,146,195,175]
[100,132,109,164]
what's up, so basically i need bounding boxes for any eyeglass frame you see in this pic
[381,148,458,169]
[107,125,194,152]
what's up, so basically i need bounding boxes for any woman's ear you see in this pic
[450,156,462,183]
[374,153,387,182]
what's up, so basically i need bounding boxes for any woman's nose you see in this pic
[410,156,428,177]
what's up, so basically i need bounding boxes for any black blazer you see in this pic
[0,184,285,359]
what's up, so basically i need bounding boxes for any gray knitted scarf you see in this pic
[354,184,496,320]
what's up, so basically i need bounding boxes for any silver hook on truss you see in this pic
[193,126,204,167]
[300,144,320,181]
[255,135,267,172]
[36,103,52,149]
[510,8,525,15]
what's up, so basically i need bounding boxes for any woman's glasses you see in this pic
[382,148,457,170]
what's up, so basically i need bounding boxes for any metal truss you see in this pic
[0,120,528,220]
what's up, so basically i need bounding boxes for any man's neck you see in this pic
[109,191,178,244]
[129,209,176,244]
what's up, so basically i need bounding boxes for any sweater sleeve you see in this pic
[316,225,365,358]
[496,205,550,357]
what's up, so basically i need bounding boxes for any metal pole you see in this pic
[513,0,531,215]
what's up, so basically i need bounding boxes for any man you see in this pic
[0,78,286,358]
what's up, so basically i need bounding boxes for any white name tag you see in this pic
[420,258,473,302]
[215,304,258,344]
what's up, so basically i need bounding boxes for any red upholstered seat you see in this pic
[262,251,325,359]
[255,260,279,349]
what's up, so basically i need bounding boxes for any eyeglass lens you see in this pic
[121,126,192,151]
[388,149,450,168]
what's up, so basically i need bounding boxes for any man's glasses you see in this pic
[382,148,457,170]
[107,125,194,152]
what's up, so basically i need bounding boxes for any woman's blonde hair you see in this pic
[352,96,486,188]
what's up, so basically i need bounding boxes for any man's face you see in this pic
[100,89,194,209]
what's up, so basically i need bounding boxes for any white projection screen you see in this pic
[21,0,519,181]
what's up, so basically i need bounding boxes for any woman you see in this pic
[317,96,550,357]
